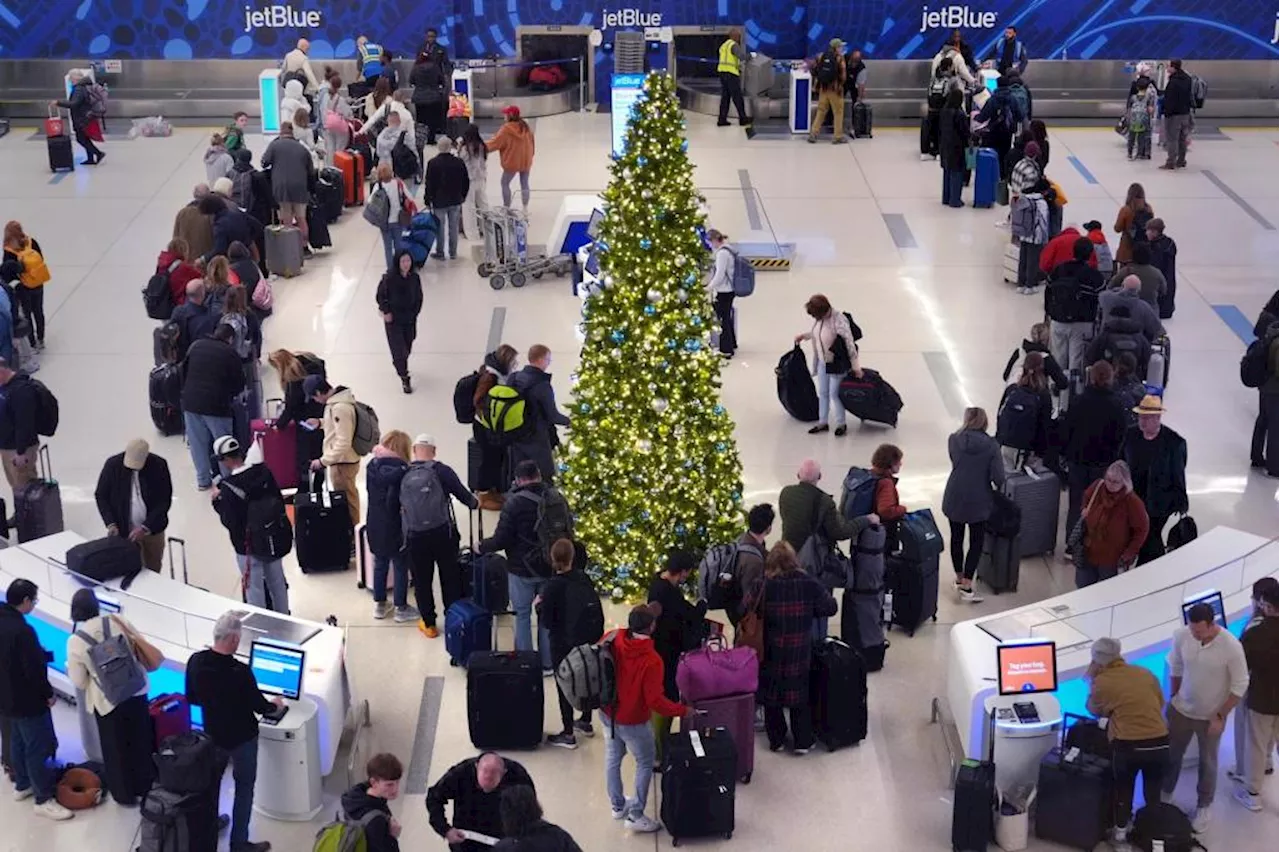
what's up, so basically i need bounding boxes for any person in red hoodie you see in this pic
[600,603,691,834]
[1038,223,1097,278]
[155,238,201,309]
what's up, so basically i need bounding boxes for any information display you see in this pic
[250,639,306,700]
[1182,590,1227,628]
[997,640,1058,696]
[611,74,646,157]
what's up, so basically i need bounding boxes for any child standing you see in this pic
[1127,83,1156,160]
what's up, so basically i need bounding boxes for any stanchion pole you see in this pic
[578,56,586,112]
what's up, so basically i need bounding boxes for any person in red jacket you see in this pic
[1039,224,1097,277]
[155,238,202,309]
[872,443,908,551]
[600,604,691,834]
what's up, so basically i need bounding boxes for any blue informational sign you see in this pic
[611,74,646,157]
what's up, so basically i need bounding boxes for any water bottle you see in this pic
[882,590,894,624]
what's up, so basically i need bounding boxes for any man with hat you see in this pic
[808,38,847,144]
[1121,395,1188,565]
[93,439,173,573]
[1086,636,1169,842]
[211,435,291,614]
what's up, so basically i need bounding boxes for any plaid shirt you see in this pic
[759,571,838,707]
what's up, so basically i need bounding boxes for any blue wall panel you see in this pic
[0,0,1275,60]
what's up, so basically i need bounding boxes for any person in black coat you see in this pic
[375,250,423,393]
[646,551,708,759]
[1061,361,1128,536]
[938,88,969,208]
[200,195,261,264]
[427,754,535,852]
[538,538,603,747]
[1122,397,1189,564]
[93,439,173,572]
[506,345,571,482]
[50,71,103,165]
[494,786,583,852]
[423,137,470,261]
[410,56,447,143]
[179,324,245,490]
[168,280,220,360]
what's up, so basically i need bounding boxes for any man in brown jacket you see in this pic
[808,39,847,144]
[172,184,216,261]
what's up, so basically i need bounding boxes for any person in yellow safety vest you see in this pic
[716,29,750,127]
[357,36,386,81]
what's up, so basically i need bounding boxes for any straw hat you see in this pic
[1132,394,1166,415]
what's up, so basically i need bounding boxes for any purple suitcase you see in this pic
[675,638,759,703]
[688,692,755,783]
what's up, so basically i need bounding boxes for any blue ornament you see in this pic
[638,156,649,166]
[617,566,631,579]
[644,305,657,316]
[684,459,695,469]
[674,523,687,535]
[615,523,627,534]
[685,339,702,352]
[685,272,698,285]
[691,316,702,327]
[557,462,569,473]
[581,403,591,413]
[666,339,678,350]
[681,140,689,152]
[659,360,670,369]
[610,329,625,344]
[640,238,652,250]
[713,405,725,415]
[716,442,727,452]
[640,510,651,520]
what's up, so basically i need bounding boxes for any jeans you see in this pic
[718,72,747,123]
[713,292,736,355]
[10,711,57,804]
[602,717,656,819]
[183,411,234,488]
[236,554,290,614]
[508,572,551,668]
[1112,736,1169,827]
[942,169,964,207]
[379,226,400,270]
[1163,114,1191,167]
[1252,390,1279,475]
[432,205,461,258]
[14,286,45,346]
[810,89,845,141]
[373,553,409,607]
[1075,559,1118,588]
[228,737,259,845]
[815,361,845,427]
[384,322,417,379]
[1234,707,1279,793]
[1162,706,1222,808]
[1127,130,1151,159]
[948,519,985,580]
[764,704,815,750]
[407,526,464,626]
[500,170,531,209]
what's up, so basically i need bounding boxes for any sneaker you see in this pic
[625,814,662,833]
[373,600,393,620]
[920,153,932,161]
[574,719,595,738]
[1190,807,1210,833]
[806,136,817,144]
[1111,825,1130,845]
[34,799,73,821]
[610,802,632,820]
[546,732,578,749]
[959,587,985,603]
[542,668,555,678]
[832,138,845,145]
[395,605,420,624]
[416,620,438,638]
[401,376,412,394]
[1233,788,1263,812]
[196,483,212,492]
[768,742,784,752]
[716,120,731,127]
[12,786,33,802]
[793,747,811,755]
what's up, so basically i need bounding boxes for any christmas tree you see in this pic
[559,72,744,602]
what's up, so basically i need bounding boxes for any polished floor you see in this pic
[0,112,1276,852]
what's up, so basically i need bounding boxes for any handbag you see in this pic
[123,621,164,673]
[675,636,760,702]
[1066,485,1100,570]
[828,334,853,376]
[734,582,765,662]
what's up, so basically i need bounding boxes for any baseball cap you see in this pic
[413,434,436,447]
[212,435,241,459]
[123,438,150,471]
[829,37,844,49]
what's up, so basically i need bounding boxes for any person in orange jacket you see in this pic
[599,603,691,834]
[486,105,536,214]
[1039,224,1097,278]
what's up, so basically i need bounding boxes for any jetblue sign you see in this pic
[244,5,323,32]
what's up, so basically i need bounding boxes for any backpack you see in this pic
[1010,195,1039,240]
[246,489,293,559]
[391,131,418,181]
[15,242,50,288]
[927,75,948,106]
[1091,238,1114,275]
[312,810,384,852]
[1128,803,1204,852]
[252,276,273,312]
[995,384,1041,451]
[143,260,179,320]
[1127,93,1152,130]
[477,384,533,444]
[31,377,59,436]
[1007,85,1029,123]
[839,466,880,519]
[399,461,454,534]
[86,82,109,118]
[231,169,255,213]
[563,573,606,646]
[75,617,147,707]
[1190,75,1207,109]
[554,633,618,713]
[1044,275,1092,324]
[723,247,755,297]
[1129,207,1153,243]
[993,95,1017,133]
[362,184,391,230]
[453,371,481,424]
[1240,334,1272,388]
[813,52,839,87]
[513,487,573,576]
[697,541,750,609]
[349,401,380,456]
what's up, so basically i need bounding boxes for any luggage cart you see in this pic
[476,207,573,290]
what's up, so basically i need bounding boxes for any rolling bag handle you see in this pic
[37,444,53,482]
[167,536,188,584]
[356,525,369,590]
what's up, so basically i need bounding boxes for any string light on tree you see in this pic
[559,71,744,602]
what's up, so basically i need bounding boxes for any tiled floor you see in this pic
[0,113,1275,851]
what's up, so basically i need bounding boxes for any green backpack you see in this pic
[477,384,534,445]
[313,811,383,852]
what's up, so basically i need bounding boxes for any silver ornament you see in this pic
[652,397,669,414]
[646,289,662,303]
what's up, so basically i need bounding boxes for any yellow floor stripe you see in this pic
[746,257,791,270]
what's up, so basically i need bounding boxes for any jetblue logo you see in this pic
[919,5,998,32]
[600,9,663,29]
[244,5,322,32]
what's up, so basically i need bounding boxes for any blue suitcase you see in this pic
[973,147,999,208]
[446,599,493,667]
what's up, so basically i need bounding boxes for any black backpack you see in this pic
[995,384,1040,451]
[246,489,293,560]
[1240,334,1271,388]
[814,52,839,86]
[1129,803,1204,852]
[391,131,418,181]
[29,377,59,436]
[1129,207,1154,243]
[453,371,481,424]
[143,261,179,320]
[563,574,606,646]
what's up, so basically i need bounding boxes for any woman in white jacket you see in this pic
[280,78,310,132]
[359,91,415,151]
[316,73,352,168]
[794,293,861,436]
[704,229,738,359]
[457,125,489,239]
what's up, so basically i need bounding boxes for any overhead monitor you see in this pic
[249,639,306,701]
[586,208,605,240]
[585,245,600,278]
[997,639,1058,696]
[1182,590,1227,628]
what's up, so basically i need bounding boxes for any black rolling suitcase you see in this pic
[316,168,344,223]
[809,637,868,750]
[885,553,939,636]
[306,203,332,249]
[149,362,183,436]
[661,727,737,844]
[294,488,353,573]
[466,437,484,491]
[952,710,996,852]
[838,368,903,427]
[978,531,1020,593]
[852,101,873,138]
[15,445,63,544]
[776,345,819,422]
[1034,747,1113,850]
[466,650,543,749]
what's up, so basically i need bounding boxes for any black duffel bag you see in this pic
[155,731,226,795]
[66,536,142,588]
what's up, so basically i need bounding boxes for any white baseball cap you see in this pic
[413,434,436,447]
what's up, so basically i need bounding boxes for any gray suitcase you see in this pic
[978,531,1020,593]
[265,224,303,278]
[1004,463,1060,557]
[15,445,64,544]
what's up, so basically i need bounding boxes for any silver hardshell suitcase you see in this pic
[1004,463,1060,558]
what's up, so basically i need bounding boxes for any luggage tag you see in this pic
[689,729,706,759]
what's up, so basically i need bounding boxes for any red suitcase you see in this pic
[251,400,298,490]
[687,691,756,783]
[149,693,192,748]
[334,150,365,206]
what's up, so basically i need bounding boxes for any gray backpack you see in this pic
[139,787,193,852]
[400,461,452,534]
[554,633,618,714]
[76,617,146,707]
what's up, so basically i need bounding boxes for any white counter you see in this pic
[947,526,1277,758]
[2,531,349,775]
